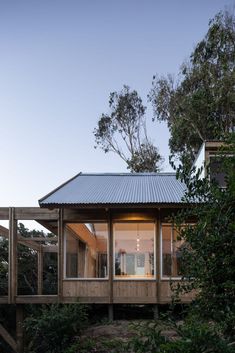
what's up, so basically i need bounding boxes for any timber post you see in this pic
[37,245,43,295]
[108,210,114,321]
[58,208,64,302]
[16,305,24,353]
[153,304,159,320]
[108,304,114,322]
[156,209,161,305]
[9,207,17,304]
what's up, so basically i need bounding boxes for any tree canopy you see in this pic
[149,10,235,163]
[94,85,162,172]
[172,134,235,328]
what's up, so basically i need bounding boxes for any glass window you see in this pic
[65,223,108,279]
[162,224,185,278]
[114,222,155,279]
[209,157,226,188]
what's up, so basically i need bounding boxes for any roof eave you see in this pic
[39,202,193,209]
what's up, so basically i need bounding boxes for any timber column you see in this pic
[8,207,17,304]
[58,208,64,302]
[16,305,24,353]
[108,210,114,321]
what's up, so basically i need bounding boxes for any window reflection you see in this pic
[114,223,155,278]
[162,224,185,277]
[65,223,108,278]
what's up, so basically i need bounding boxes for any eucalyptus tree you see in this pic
[94,85,162,172]
[149,10,235,163]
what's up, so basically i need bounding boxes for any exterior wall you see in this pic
[192,141,224,179]
[0,207,195,305]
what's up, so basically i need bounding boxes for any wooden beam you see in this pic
[0,225,40,251]
[62,296,109,304]
[17,237,40,251]
[21,236,58,242]
[42,245,58,253]
[37,220,58,235]
[0,323,17,352]
[15,295,58,304]
[112,210,157,221]
[63,208,108,222]
[0,207,10,220]
[14,207,59,220]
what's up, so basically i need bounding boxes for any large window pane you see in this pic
[162,224,172,276]
[172,228,184,277]
[114,222,155,279]
[209,157,227,188]
[162,224,185,277]
[65,223,108,279]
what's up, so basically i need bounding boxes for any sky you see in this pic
[0,0,233,208]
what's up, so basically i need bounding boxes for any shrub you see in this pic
[24,304,88,353]
[160,319,235,353]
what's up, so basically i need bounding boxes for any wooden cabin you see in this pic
[0,141,225,351]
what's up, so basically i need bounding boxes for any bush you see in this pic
[123,321,168,353]
[24,304,88,353]
[161,318,235,353]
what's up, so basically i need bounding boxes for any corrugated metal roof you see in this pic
[39,172,187,207]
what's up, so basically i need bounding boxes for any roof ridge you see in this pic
[79,172,176,176]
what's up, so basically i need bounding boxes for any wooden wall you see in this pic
[0,207,194,304]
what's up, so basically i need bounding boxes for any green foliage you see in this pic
[161,317,235,353]
[149,10,235,162]
[0,223,57,295]
[0,305,17,353]
[125,321,167,353]
[0,236,8,295]
[24,304,88,353]
[171,136,235,325]
[63,339,95,353]
[94,85,162,172]
[18,222,58,295]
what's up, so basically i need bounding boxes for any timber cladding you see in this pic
[0,206,195,305]
[63,280,109,297]
[113,281,157,304]
[62,280,193,304]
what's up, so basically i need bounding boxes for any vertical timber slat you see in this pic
[58,208,63,301]
[9,207,17,304]
[37,245,43,295]
[16,305,24,353]
[156,210,161,304]
[108,211,114,320]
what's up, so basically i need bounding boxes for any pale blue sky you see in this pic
[0,0,233,207]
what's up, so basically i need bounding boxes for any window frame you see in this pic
[63,221,109,281]
[208,154,230,189]
[160,223,183,281]
[113,221,157,281]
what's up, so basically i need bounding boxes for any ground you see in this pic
[77,320,179,352]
